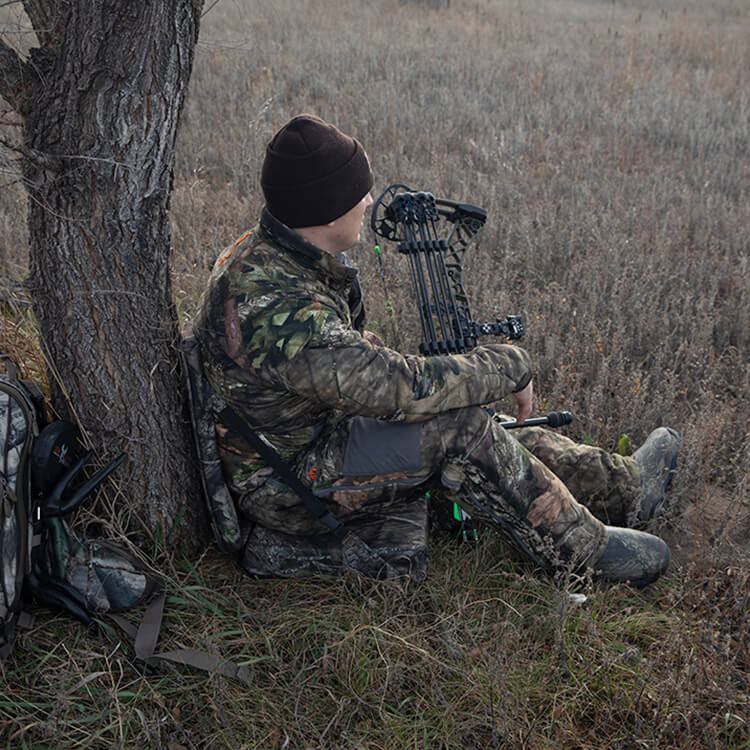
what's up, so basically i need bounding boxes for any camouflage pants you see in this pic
[240,407,642,582]
[510,420,641,527]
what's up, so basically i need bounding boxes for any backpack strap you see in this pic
[109,592,252,685]
[30,442,251,684]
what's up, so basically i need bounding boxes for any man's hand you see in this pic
[513,379,534,425]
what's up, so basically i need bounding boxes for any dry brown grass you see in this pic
[1,0,749,747]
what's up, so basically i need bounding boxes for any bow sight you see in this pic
[370,184,524,356]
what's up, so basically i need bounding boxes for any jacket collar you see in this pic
[260,207,358,287]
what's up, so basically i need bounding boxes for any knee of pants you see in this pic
[420,406,495,466]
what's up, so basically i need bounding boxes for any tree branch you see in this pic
[0,37,33,112]
[0,133,62,173]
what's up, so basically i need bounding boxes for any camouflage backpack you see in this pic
[0,355,153,659]
[1,355,251,682]
[1,356,45,657]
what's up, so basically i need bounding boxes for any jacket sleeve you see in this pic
[262,320,533,422]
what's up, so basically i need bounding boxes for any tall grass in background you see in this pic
[1,1,748,747]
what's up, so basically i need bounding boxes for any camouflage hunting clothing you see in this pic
[508,422,642,527]
[193,209,641,581]
[194,210,531,494]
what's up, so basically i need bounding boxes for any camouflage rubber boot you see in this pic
[630,427,681,525]
[590,526,670,587]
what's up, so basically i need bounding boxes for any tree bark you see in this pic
[2,0,208,555]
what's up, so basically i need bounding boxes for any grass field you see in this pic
[1,0,748,747]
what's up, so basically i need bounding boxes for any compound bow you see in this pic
[370,184,524,356]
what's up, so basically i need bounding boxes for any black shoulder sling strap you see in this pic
[216,405,349,540]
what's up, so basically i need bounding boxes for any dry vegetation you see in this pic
[1,0,749,747]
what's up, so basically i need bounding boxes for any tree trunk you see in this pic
[3,1,208,555]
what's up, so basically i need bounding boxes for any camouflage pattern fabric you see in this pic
[0,388,30,497]
[181,327,247,554]
[1,495,20,623]
[294,406,610,579]
[41,516,155,614]
[1,374,37,647]
[1,390,27,617]
[503,419,641,527]
[193,208,627,580]
[241,495,429,582]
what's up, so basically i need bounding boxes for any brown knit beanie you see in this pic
[261,114,374,228]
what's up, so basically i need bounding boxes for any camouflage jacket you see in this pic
[193,208,533,519]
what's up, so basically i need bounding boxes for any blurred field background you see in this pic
[1,0,748,747]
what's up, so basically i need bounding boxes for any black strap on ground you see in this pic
[217,405,349,540]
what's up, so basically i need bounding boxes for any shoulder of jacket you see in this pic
[213,228,271,269]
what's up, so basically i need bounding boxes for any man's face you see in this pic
[327,191,374,251]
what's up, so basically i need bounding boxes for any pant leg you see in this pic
[313,409,610,576]
[509,424,640,526]
[418,408,608,576]
[242,409,609,580]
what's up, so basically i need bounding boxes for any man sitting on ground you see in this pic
[192,114,680,586]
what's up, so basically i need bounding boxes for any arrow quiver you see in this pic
[370,184,524,356]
